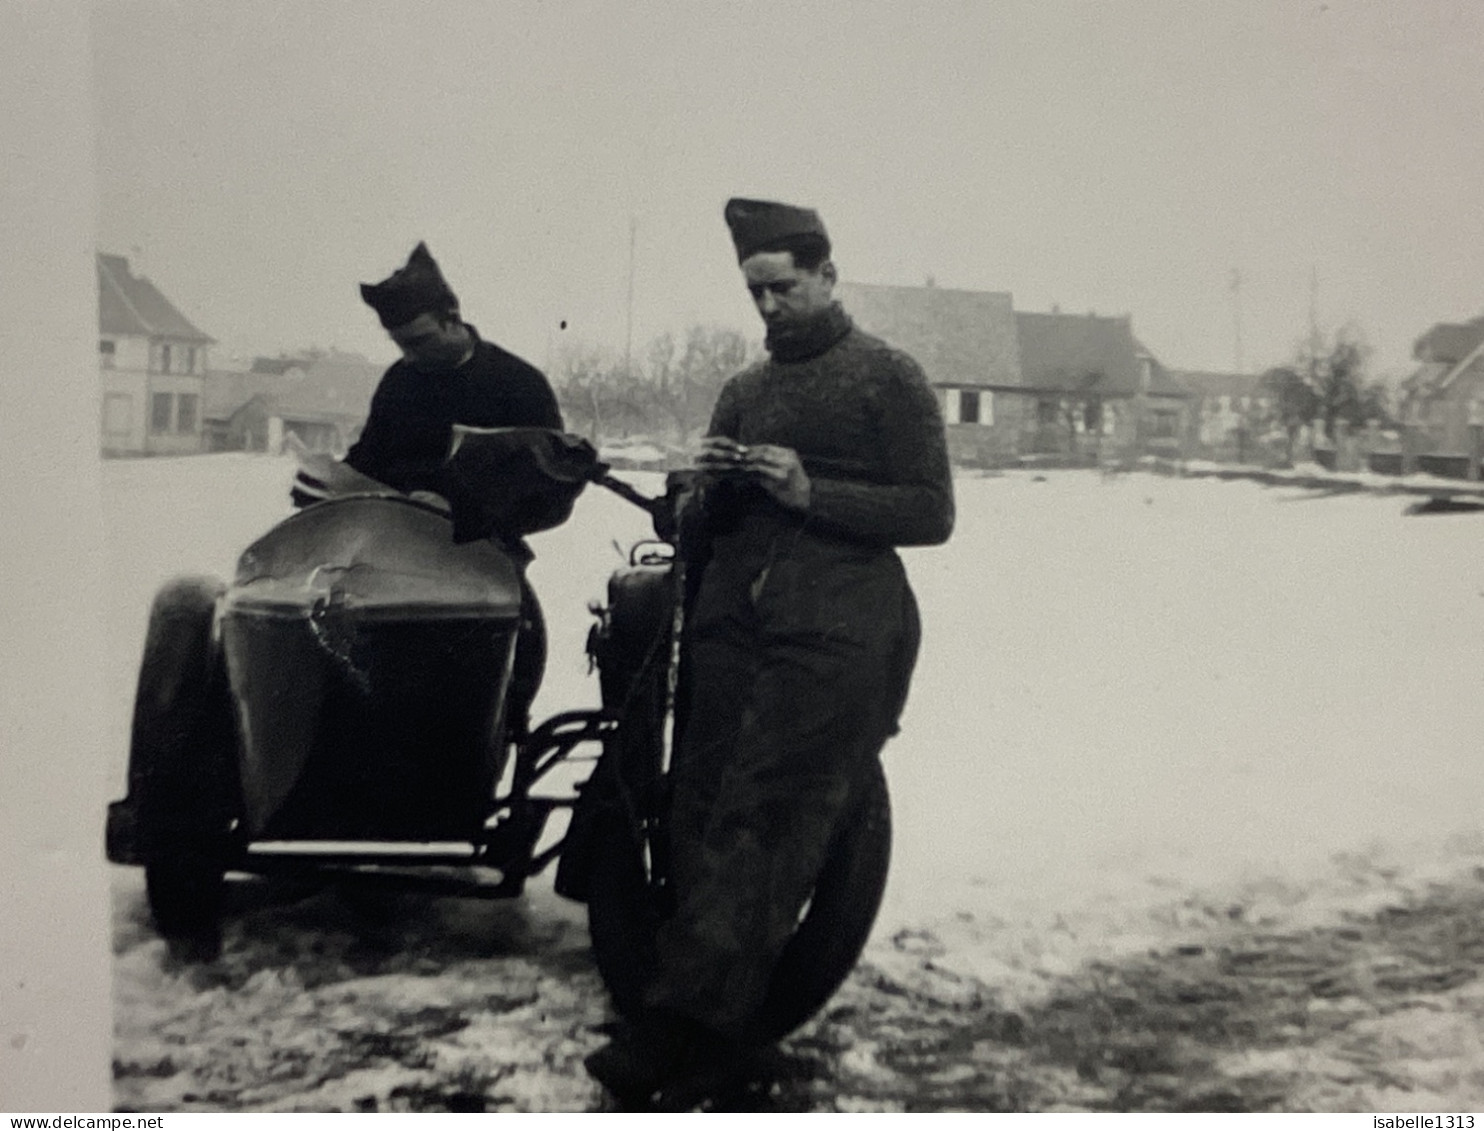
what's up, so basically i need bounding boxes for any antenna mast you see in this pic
[1230,268,1244,373]
[624,216,638,374]
[1308,265,1321,369]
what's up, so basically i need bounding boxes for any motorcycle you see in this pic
[104,427,891,1045]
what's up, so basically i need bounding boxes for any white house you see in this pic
[98,253,214,456]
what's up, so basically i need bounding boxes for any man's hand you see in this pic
[694,435,751,475]
[742,443,811,511]
[694,436,809,511]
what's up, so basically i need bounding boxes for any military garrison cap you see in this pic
[360,242,461,329]
[724,197,830,263]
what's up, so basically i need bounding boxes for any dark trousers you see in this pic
[644,523,920,1037]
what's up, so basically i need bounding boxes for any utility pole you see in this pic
[1308,265,1321,372]
[1308,265,1324,450]
[1229,268,1243,374]
[624,216,637,375]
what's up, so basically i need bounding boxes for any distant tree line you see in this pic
[553,325,761,448]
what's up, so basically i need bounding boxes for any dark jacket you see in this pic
[344,323,562,497]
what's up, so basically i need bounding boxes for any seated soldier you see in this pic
[291,242,565,736]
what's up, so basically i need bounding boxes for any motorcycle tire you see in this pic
[127,576,236,949]
[585,757,892,1046]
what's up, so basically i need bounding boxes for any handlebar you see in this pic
[589,467,703,548]
[590,471,661,517]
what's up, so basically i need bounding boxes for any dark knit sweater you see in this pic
[344,323,562,497]
[706,304,954,548]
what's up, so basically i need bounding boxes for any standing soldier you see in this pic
[585,199,954,1101]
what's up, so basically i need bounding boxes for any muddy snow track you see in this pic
[112,865,1484,1113]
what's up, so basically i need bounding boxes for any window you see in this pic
[1037,399,1060,426]
[943,388,992,426]
[1150,410,1179,439]
[103,393,131,436]
[1083,399,1103,434]
[151,392,173,434]
[99,339,116,368]
[159,343,172,373]
[176,393,198,434]
[186,346,197,375]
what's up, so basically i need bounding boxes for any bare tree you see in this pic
[664,325,753,444]
[1260,325,1392,464]
[553,344,617,441]
[553,324,759,448]
[1296,324,1392,443]
[1261,366,1319,465]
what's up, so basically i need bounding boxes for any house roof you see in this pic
[835,281,1022,388]
[1446,354,1484,397]
[1413,316,1484,365]
[203,351,384,423]
[1134,343,1190,399]
[1402,313,1484,398]
[1169,370,1267,399]
[97,253,213,342]
[1432,331,1484,394]
[250,355,314,376]
[1014,310,1146,396]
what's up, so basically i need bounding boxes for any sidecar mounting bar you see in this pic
[511,709,617,796]
[591,470,661,517]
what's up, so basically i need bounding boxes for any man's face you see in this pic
[389,311,469,372]
[741,251,836,335]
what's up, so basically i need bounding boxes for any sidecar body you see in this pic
[221,494,522,843]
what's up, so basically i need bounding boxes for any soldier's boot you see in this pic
[584,1010,734,1107]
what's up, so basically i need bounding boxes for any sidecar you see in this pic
[105,429,618,944]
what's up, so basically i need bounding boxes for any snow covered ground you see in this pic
[105,457,1484,1111]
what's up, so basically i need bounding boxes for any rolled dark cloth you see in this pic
[441,426,601,543]
[289,468,330,508]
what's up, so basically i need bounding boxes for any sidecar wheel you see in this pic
[586,758,891,1045]
[145,850,227,950]
[126,576,236,950]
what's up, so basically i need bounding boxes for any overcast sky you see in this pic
[94,0,1482,380]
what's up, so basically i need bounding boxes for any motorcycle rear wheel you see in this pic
[585,757,892,1046]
